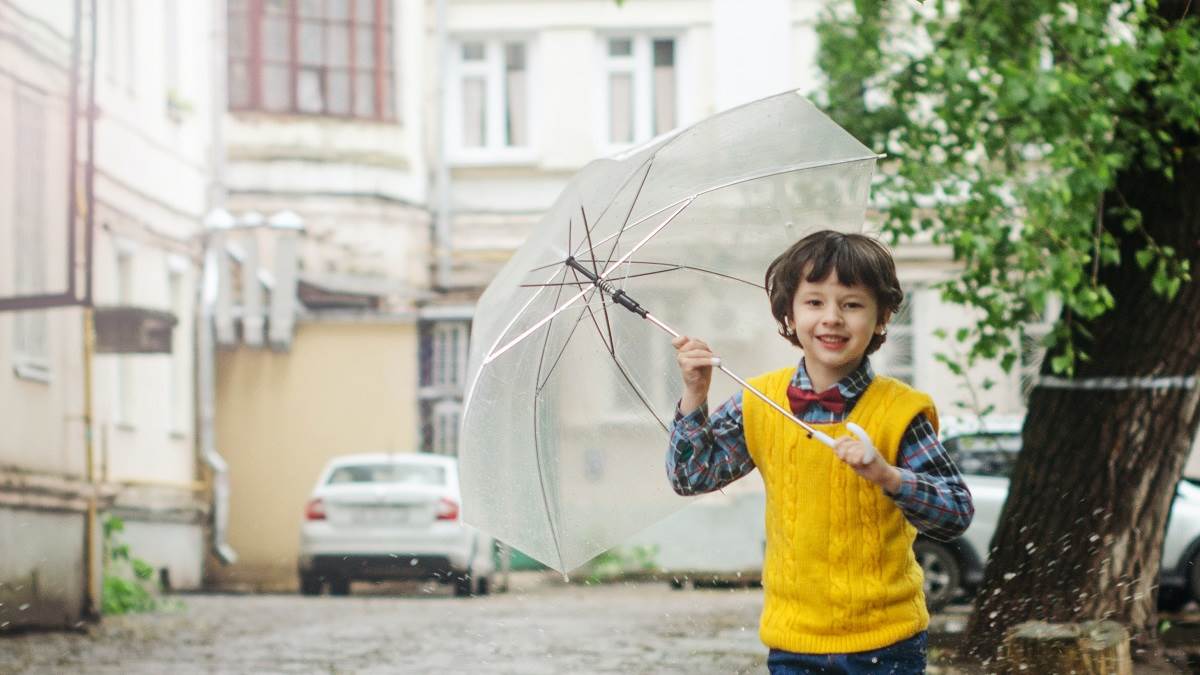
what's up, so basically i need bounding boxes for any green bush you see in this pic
[101,515,158,615]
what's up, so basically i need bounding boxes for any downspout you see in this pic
[201,0,236,565]
[434,0,451,290]
[81,0,100,619]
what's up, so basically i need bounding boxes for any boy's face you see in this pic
[788,270,887,388]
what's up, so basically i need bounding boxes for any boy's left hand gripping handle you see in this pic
[845,423,877,465]
[809,423,877,465]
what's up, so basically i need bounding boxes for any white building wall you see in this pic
[88,0,214,591]
[0,0,93,630]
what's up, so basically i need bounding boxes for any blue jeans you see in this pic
[766,631,927,675]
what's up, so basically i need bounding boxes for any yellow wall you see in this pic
[209,319,418,590]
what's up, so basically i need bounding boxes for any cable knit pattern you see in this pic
[744,366,937,654]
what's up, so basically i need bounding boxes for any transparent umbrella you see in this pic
[459,91,879,573]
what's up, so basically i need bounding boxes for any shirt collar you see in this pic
[792,357,874,400]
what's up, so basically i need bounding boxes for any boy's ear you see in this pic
[876,310,893,334]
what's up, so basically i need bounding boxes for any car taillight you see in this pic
[305,498,326,521]
[436,497,459,521]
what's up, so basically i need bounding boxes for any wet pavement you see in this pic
[0,574,766,674]
[5,574,1198,674]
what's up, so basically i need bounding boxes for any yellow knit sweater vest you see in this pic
[743,366,939,654]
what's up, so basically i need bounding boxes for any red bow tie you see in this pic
[786,385,846,415]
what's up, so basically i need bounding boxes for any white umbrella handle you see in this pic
[845,422,878,465]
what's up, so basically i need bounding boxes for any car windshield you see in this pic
[943,433,1021,478]
[326,463,447,486]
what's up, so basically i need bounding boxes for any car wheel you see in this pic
[914,540,961,612]
[299,574,323,596]
[1188,550,1200,607]
[1158,585,1189,613]
[453,572,474,597]
[329,577,351,596]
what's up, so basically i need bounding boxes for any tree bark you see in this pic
[964,139,1200,662]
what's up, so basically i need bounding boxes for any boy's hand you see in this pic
[672,335,717,415]
[834,436,903,494]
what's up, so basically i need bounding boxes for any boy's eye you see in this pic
[805,299,822,307]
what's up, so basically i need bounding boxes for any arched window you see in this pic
[227,0,396,120]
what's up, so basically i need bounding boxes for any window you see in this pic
[430,321,468,388]
[12,87,50,379]
[877,293,915,385]
[227,0,396,120]
[326,462,446,485]
[432,400,461,456]
[601,35,678,147]
[449,38,530,157]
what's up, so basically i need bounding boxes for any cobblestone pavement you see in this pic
[0,574,766,675]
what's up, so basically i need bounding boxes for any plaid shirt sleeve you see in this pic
[888,413,975,541]
[666,392,756,496]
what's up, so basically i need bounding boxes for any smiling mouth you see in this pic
[817,335,849,346]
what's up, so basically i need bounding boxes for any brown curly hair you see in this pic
[764,230,903,355]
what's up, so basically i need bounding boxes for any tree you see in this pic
[816,0,1200,662]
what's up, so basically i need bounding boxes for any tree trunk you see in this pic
[963,144,1200,660]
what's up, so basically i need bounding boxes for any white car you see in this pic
[298,453,495,597]
[915,416,1200,612]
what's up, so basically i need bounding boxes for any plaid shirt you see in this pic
[667,358,974,542]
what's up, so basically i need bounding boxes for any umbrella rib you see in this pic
[520,261,763,290]
[566,263,615,357]
[553,155,876,264]
[484,196,689,365]
[529,267,573,574]
[609,354,671,434]
[598,153,655,288]
[534,294,608,393]
[529,389,567,573]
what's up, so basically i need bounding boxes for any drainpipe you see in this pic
[433,0,451,291]
[200,211,237,565]
[200,0,237,565]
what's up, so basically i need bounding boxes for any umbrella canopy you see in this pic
[460,91,878,573]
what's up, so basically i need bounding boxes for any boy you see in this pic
[669,230,973,675]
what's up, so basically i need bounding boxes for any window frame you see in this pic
[431,399,462,456]
[596,32,682,155]
[446,36,536,165]
[430,321,468,390]
[227,0,397,122]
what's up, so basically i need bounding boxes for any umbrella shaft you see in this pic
[642,312,828,442]
[564,256,831,444]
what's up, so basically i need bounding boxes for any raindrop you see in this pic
[18,604,29,611]
[1003,573,1016,581]
[871,657,879,664]
[410,559,418,566]
[989,611,999,619]
[1089,534,1100,542]
[0,622,7,629]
